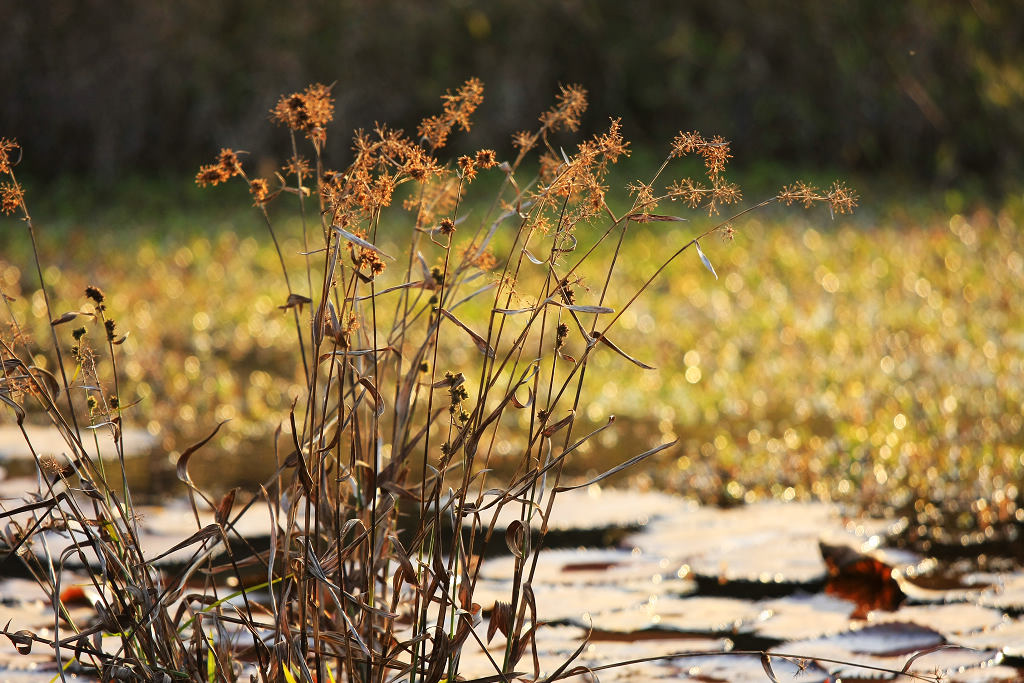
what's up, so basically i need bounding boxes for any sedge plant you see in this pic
[0,81,860,682]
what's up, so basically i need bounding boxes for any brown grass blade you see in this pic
[439,308,495,358]
[591,331,655,370]
[553,439,676,492]
[332,224,394,259]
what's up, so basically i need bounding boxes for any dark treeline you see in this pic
[4,0,1020,185]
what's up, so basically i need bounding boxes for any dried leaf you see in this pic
[176,420,229,485]
[358,376,386,417]
[627,213,688,223]
[214,488,237,526]
[541,411,574,438]
[50,311,81,326]
[553,439,677,492]
[145,524,222,565]
[332,225,394,260]
[522,248,545,265]
[545,298,614,315]
[591,332,656,370]
[487,601,513,643]
[505,519,530,558]
[761,653,780,683]
[27,366,62,400]
[278,293,312,312]
[0,391,26,424]
[439,308,494,358]
[695,240,718,280]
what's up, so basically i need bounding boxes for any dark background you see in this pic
[5,0,1021,188]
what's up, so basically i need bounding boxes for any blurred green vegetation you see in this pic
[1,164,1021,546]
[5,0,1023,186]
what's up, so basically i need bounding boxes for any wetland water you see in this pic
[1,472,1022,680]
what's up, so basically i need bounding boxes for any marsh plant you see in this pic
[0,82,856,682]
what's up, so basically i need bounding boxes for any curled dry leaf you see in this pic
[591,332,656,370]
[278,293,313,312]
[439,308,494,358]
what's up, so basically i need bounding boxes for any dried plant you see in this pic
[0,84,904,683]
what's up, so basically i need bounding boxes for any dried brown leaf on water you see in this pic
[487,600,513,643]
[439,308,494,358]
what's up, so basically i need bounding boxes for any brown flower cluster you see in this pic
[1,181,24,215]
[324,125,443,222]
[347,230,387,277]
[537,117,629,221]
[417,78,485,150]
[0,138,19,175]
[195,148,243,187]
[671,131,732,178]
[666,177,742,216]
[778,181,859,215]
[249,178,272,205]
[666,131,741,215]
[403,177,459,228]
[281,155,311,179]
[270,83,335,142]
[539,84,588,134]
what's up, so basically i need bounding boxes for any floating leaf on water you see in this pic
[585,595,769,636]
[695,240,718,280]
[754,593,856,641]
[868,604,1006,636]
[674,653,833,683]
[777,622,1002,680]
[978,572,1024,612]
[895,569,992,604]
[627,502,903,594]
[480,548,692,593]
[953,619,1024,658]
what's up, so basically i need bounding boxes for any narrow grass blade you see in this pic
[553,439,676,492]
[695,240,718,280]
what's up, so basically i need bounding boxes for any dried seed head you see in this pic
[0,181,23,215]
[85,286,105,304]
[250,178,271,205]
[0,138,19,175]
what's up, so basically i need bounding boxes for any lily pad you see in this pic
[868,604,1006,636]
[754,593,856,641]
[778,622,1002,679]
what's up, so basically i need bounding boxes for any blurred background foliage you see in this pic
[5,0,1022,188]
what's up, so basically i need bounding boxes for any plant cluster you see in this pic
[0,82,856,682]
